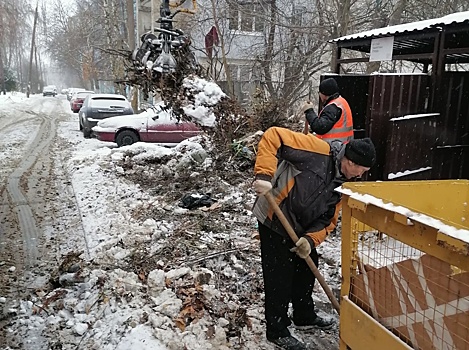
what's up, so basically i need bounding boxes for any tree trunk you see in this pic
[126,0,138,111]
[16,41,23,91]
[0,46,5,94]
[366,0,407,74]
[389,0,407,25]
[210,0,233,96]
[261,0,278,98]
[331,0,351,71]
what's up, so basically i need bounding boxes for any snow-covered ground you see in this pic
[0,91,342,349]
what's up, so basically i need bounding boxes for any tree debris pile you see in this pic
[2,137,341,349]
[123,37,200,102]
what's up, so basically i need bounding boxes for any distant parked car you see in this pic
[43,85,57,97]
[92,104,201,147]
[67,88,85,101]
[70,90,95,113]
[79,94,134,138]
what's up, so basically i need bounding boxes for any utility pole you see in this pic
[34,44,39,91]
[27,1,39,98]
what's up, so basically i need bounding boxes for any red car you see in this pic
[92,105,201,147]
[70,90,95,113]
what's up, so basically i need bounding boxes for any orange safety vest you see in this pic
[316,96,354,143]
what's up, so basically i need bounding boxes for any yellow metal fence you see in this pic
[339,181,469,350]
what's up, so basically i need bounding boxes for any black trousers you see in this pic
[259,221,319,340]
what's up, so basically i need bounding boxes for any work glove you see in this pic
[300,101,315,114]
[253,179,272,196]
[290,237,311,259]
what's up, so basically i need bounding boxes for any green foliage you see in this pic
[231,141,255,161]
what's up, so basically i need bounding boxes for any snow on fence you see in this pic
[338,180,469,350]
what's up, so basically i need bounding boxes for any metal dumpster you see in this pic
[337,180,469,350]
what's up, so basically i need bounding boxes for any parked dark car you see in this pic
[79,94,134,138]
[92,105,201,147]
[70,90,95,113]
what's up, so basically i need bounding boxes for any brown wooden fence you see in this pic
[324,72,469,181]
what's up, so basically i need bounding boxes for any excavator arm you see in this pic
[131,0,198,74]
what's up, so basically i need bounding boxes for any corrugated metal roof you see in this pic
[331,11,469,42]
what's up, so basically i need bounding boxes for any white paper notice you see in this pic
[369,36,394,62]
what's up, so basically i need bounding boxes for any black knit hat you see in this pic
[319,78,339,96]
[345,138,376,167]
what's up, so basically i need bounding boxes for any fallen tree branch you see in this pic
[181,246,252,266]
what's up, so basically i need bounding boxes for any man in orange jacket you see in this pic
[252,127,375,350]
[302,78,354,143]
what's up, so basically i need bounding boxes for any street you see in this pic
[0,95,88,348]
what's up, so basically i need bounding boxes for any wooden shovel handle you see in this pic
[265,192,341,314]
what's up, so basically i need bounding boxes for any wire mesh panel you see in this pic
[349,228,469,350]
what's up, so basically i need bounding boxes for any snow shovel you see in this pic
[303,121,309,135]
[264,192,341,314]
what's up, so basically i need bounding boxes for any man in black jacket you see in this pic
[252,127,376,350]
[301,78,354,143]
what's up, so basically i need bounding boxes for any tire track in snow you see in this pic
[0,115,40,133]
[6,110,56,266]
[1,97,88,349]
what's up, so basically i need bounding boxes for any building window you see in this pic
[229,2,264,32]
[226,64,262,82]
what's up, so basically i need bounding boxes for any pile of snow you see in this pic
[181,76,226,127]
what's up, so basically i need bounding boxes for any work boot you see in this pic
[267,335,307,350]
[293,315,335,330]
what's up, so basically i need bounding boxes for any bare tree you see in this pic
[188,0,332,114]
[46,0,88,86]
[405,0,469,21]
[44,0,131,91]
[38,0,469,106]
[0,0,34,92]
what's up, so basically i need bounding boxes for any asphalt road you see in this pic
[0,95,86,349]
